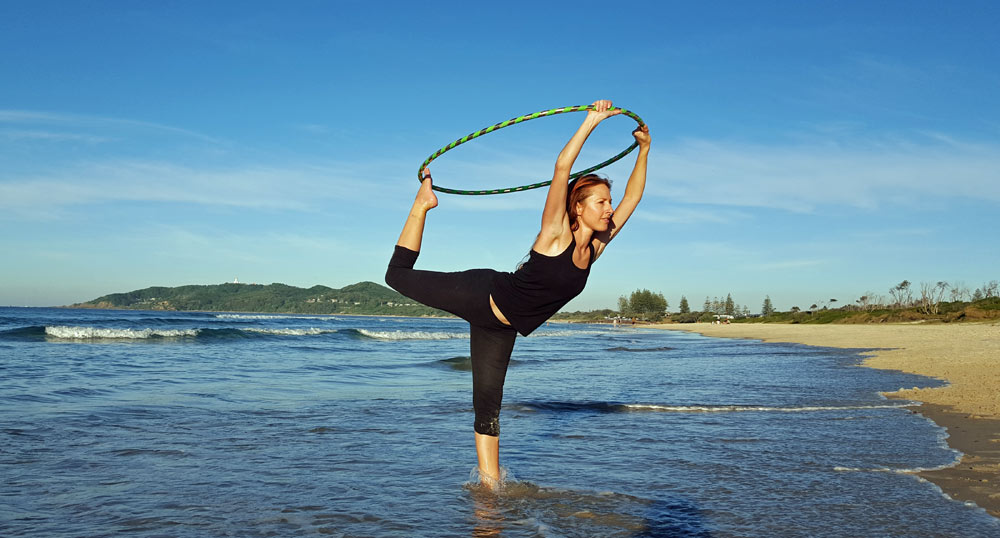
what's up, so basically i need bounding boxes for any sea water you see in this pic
[1,307,997,537]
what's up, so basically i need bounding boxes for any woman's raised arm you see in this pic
[537,100,620,242]
[592,123,650,261]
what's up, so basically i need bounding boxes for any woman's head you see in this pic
[567,174,613,231]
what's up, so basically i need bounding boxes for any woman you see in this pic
[386,99,650,487]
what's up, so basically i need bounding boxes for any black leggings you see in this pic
[385,246,517,436]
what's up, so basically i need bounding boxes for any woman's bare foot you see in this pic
[416,168,438,212]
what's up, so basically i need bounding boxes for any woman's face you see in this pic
[575,185,614,232]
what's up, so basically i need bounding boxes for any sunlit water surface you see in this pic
[1,308,997,536]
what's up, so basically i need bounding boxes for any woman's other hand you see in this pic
[632,124,651,149]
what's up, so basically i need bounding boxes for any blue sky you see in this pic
[2,1,998,312]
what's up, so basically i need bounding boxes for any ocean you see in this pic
[1,307,997,537]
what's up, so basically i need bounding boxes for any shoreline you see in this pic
[649,322,1000,518]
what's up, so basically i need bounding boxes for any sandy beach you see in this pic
[650,321,1000,518]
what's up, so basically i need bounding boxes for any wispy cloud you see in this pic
[5,108,999,222]
[846,227,936,241]
[141,225,350,263]
[0,159,387,218]
[679,240,827,272]
[0,109,225,145]
[636,206,751,225]
[650,136,1000,212]
[0,129,113,143]
[748,258,828,271]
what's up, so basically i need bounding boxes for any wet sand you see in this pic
[649,322,1000,518]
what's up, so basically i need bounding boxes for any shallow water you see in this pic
[1,307,997,536]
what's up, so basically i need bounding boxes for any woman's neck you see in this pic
[572,227,593,248]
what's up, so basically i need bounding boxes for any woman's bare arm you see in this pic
[592,123,650,260]
[535,100,620,250]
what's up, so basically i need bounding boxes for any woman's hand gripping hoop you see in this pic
[417,105,645,196]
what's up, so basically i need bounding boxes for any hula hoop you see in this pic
[418,105,645,195]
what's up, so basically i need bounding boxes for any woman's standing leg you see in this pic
[475,434,500,485]
[470,323,517,487]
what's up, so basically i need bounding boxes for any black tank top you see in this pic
[491,237,593,336]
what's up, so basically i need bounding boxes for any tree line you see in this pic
[847,280,1000,314]
[617,289,759,322]
[611,278,999,324]
[796,279,999,317]
[617,289,669,321]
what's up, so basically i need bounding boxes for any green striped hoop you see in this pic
[418,105,645,195]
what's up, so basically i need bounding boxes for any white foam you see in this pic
[528,329,610,338]
[244,327,337,336]
[623,403,911,413]
[465,465,517,493]
[216,314,341,321]
[45,326,200,339]
[833,462,958,474]
[357,329,468,340]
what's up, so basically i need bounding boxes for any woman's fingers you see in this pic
[589,99,621,120]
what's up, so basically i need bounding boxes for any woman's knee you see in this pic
[471,357,509,437]
[384,266,404,293]
[385,246,418,292]
[474,411,501,436]
[469,325,516,437]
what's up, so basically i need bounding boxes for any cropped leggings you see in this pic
[385,245,517,437]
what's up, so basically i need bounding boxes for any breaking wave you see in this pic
[244,328,338,336]
[3,325,473,342]
[354,329,468,340]
[44,326,201,339]
[3,325,340,341]
[215,314,342,321]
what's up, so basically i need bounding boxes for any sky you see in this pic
[2,1,999,312]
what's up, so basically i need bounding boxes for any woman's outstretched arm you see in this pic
[536,100,620,243]
[592,123,650,260]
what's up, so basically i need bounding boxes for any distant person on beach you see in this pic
[385,100,651,488]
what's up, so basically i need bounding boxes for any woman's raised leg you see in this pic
[396,169,437,252]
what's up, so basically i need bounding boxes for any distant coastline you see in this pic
[57,305,456,320]
[65,281,451,318]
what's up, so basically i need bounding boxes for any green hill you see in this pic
[69,281,449,317]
